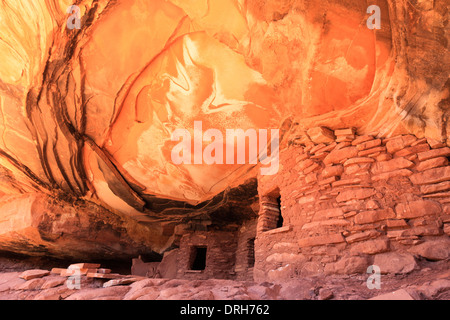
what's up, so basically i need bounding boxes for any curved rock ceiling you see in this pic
[0,0,448,228]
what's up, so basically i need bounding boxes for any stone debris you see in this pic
[408,239,450,261]
[97,269,112,274]
[307,127,336,144]
[61,269,97,277]
[412,279,450,299]
[86,273,123,279]
[50,263,120,280]
[68,263,101,270]
[373,252,418,275]
[103,277,146,288]
[334,128,356,136]
[369,289,414,300]
[50,268,66,275]
[0,259,447,300]
[19,269,50,281]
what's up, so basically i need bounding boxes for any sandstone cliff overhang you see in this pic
[0,0,448,257]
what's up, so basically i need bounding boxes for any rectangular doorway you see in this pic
[190,246,207,271]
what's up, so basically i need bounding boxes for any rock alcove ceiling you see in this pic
[0,0,448,259]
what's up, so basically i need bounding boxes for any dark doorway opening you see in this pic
[261,188,284,232]
[276,195,283,228]
[190,246,207,271]
[247,238,255,268]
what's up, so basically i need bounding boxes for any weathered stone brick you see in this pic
[387,229,409,239]
[301,219,350,230]
[356,139,381,151]
[69,263,101,269]
[386,219,409,229]
[332,178,362,187]
[367,152,382,158]
[371,169,413,181]
[352,135,375,146]
[298,233,345,248]
[319,176,337,185]
[298,158,314,171]
[336,188,376,202]
[417,147,450,161]
[335,142,351,150]
[86,273,122,279]
[394,144,430,157]
[298,195,315,204]
[321,165,344,178]
[312,208,344,221]
[317,142,338,153]
[305,172,318,184]
[444,224,450,235]
[354,208,395,224]
[395,200,442,219]
[345,230,381,243]
[411,137,428,147]
[442,213,450,222]
[371,157,414,175]
[415,157,449,171]
[19,269,50,280]
[349,239,390,255]
[324,256,368,275]
[405,154,417,161]
[307,126,336,144]
[423,191,450,199]
[376,153,392,162]
[295,153,309,163]
[303,162,320,174]
[409,239,450,261]
[310,152,328,161]
[358,146,386,157]
[406,225,442,236]
[339,200,365,212]
[427,138,446,149]
[373,252,418,274]
[385,135,417,154]
[310,143,326,154]
[408,217,438,227]
[343,157,375,166]
[336,135,355,142]
[366,199,380,210]
[410,166,450,185]
[323,147,358,165]
[344,163,371,175]
[420,181,450,194]
[335,128,356,136]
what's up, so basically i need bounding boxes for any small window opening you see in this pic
[276,195,283,228]
[190,246,207,270]
[247,238,255,268]
[261,188,284,232]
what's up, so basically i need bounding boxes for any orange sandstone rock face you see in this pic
[0,0,448,259]
[0,194,162,259]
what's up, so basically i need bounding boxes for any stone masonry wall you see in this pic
[235,219,257,281]
[177,231,238,280]
[176,221,257,281]
[255,127,450,282]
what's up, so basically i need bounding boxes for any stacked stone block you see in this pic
[255,127,450,281]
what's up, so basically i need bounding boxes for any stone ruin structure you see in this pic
[254,127,450,281]
[0,0,449,289]
[151,127,450,282]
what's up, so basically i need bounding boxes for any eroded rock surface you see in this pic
[0,260,448,300]
[0,1,449,259]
